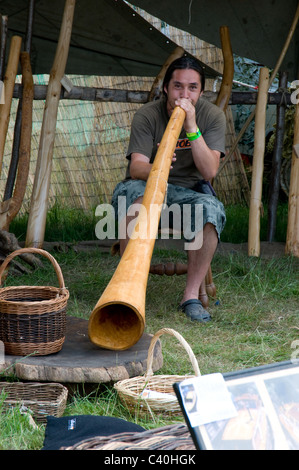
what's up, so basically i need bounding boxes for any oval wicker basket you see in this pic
[114,328,200,416]
[0,248,69,356]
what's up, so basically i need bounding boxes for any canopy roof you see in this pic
[132,0,299,82]
[0,0,218,77]
[1,0,298,80]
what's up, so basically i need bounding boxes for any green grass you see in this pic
[1,202,298,449]
[10,203,98,243]
[10,202,289,244]
[221,203,288,243]
[0,245,298,449]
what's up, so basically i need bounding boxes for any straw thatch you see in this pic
[0,13,250,216]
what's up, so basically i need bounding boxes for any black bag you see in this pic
[42,415,145,450]
[193,179,216,197]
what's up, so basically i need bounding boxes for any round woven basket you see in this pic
[0,248,69,356]
[114,328,200,416]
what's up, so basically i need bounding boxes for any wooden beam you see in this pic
[12,83,293,106]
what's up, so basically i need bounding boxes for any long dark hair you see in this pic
[162,56,205,95]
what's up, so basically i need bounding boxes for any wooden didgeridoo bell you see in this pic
[88,106,186,350]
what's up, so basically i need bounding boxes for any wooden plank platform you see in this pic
[1,316,163,383]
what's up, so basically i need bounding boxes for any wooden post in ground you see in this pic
[25,0,76,247]
[0,52,34,230]
[248,67,269,257]
[203,25,234,302]
[267,71,288,242]
[0,36,22,173]
[3,0,35,202]
[285,84,299,257]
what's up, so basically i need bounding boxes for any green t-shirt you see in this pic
[125,96,226,189]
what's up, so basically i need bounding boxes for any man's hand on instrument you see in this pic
[175,98,197,134]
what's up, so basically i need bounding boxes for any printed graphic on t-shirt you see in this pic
[176,138,191,150]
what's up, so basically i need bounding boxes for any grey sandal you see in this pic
[179,299,211,323]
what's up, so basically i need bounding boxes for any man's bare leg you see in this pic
[182,223,218,304]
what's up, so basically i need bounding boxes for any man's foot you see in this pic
[179,299,211,322]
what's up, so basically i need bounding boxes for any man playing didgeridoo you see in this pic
[111,56,226,323]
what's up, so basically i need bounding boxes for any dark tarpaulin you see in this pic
[0,0,219,77]
[131,0,299,82]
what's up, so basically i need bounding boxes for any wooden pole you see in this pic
[285,84,299,257]
[0,52,34,230]
[248,67,269,257]
[25,0,76,248]
[0,15,8,81]
[3,0,35,202]
[203,25,234,301]
[148,46,184,101]
[215,26,234,111]
[0,36,22,173]
[267,71,288,241]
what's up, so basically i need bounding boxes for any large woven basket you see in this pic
[114,328,200,416]
[0,381,68,424]
[62,423,195,450]
[0,248,69,356]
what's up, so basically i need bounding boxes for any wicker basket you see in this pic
[114,328,200,416]
[62,423,195,450]
[0,381,68,424]
[0,248,69,356]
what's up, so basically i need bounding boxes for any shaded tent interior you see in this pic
[1,0,298,80]
[131,0,299,83]
[0,0,298,257]
[0,0,219,78]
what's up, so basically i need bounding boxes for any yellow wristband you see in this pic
[186,127,202,141]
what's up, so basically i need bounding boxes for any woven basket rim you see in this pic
[0,285,69,305]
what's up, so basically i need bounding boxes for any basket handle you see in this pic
[0,247,67,291]
[145,328,201,378]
